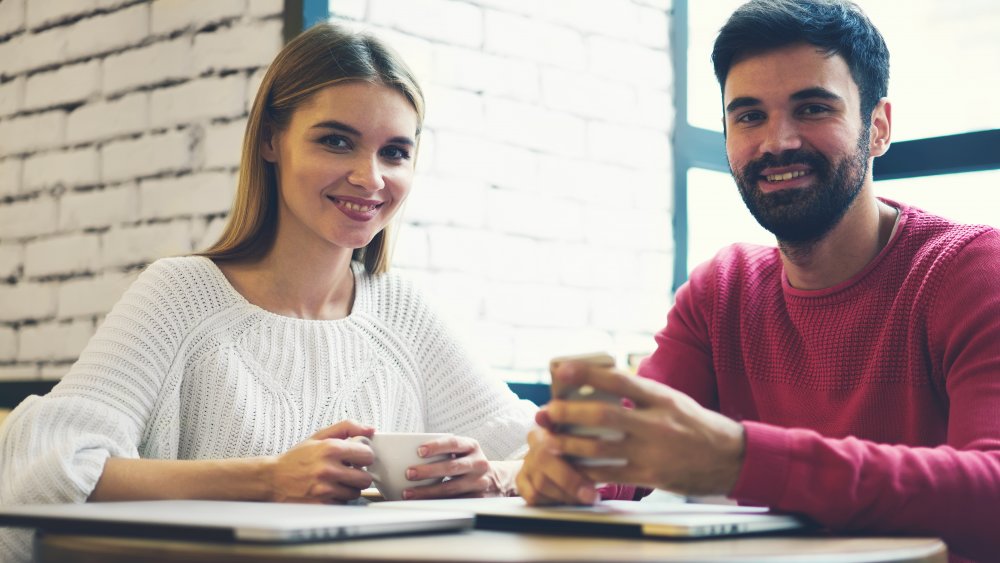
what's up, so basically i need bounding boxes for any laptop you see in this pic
[376,497,806,539]
[0,500,473,543]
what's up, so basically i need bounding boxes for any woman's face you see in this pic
[262,81,419,254]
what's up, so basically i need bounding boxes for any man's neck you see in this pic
[780,191,899,291]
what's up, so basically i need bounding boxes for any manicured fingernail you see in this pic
[578,486,597,504]
[406,469,416,479]
[403,490,414,500]
[417,447,427,457]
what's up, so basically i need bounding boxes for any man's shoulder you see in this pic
[896,203,999,263]
[691,242,782,285]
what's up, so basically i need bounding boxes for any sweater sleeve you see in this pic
[0,260,200,495]
[395,279,537,461]
[637,259,718,408]
[0,259,200,560]
[730,231,1000,562]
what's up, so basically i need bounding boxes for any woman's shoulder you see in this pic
[354,264,438,329]
[119,255,243,325]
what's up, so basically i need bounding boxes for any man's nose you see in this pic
[759,116,802,156]
[347,154,386,192]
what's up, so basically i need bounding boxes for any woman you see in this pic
[0,23,535,560]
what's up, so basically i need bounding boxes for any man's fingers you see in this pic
[548,432,627,463]
[545,399,628,430]
[553,362,671,409]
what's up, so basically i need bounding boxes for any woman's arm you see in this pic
[90,421,377,504]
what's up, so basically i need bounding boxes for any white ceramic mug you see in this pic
[353,432,452,501]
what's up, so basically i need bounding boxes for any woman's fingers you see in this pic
[310,420,375,441]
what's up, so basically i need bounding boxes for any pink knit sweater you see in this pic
[634,201,1000,562]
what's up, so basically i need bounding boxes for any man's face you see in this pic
[723,43,873,244]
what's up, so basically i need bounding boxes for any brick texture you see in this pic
[0,1,673,385]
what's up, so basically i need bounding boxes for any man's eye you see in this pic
[736,111,764,124]
[380,145,411,161]
[800,104,830,116]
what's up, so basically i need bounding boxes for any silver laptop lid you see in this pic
[376,497,805,538]
[0,500,474,543]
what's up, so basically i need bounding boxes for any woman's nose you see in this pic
[347,154,386,192]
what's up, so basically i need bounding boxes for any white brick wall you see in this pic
[1,1,674,386]
[348,1,675,381]
[0,1,282,378]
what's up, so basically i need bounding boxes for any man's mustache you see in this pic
[742,149,829,181]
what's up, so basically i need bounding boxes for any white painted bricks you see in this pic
[0,1,283,378]
[1,0,674,385]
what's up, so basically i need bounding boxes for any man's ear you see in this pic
[868,98,891,158]
[260,124,279,163]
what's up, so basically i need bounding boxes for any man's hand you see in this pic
[516,417,600,506]
[524,361,747,499]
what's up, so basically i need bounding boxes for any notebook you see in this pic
[0,500,473,543]
[377,497,806,538]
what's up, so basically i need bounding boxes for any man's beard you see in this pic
[731,131,870,245]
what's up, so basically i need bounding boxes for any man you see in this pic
[515,1,1000,561]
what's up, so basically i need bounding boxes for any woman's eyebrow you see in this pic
[310,120,415,146]
[310,120,361,135]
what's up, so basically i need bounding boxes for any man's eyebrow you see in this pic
[790,87,843,102]
[310,120,415,146]
[725,87,845,114]
[725,97,760,113]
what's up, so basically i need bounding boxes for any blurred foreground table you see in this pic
[37,529,947,563]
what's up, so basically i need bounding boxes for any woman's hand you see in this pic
[267,420,376,504]
[401,435,518,499]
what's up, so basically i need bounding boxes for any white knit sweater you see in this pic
[0,256,536,560]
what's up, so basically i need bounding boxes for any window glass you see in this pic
[876,170,1000,228]
[686,169,1000,278]
[687,0,1000,140]
[686,168,773,274]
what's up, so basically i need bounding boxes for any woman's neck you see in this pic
[220,229,358,321]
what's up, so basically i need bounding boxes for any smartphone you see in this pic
[549,352,627,467]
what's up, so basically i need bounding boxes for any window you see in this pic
[674,0,1000,289]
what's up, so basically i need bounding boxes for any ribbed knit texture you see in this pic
[0,256,536,561]
[635,200,1000,563]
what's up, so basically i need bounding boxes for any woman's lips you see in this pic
[327,196,383,221]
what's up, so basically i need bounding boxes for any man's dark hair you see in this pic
[712,0,889,126]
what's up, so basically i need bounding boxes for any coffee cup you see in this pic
[352,432,451,501]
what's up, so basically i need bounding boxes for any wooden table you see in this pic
[36,529,947,563]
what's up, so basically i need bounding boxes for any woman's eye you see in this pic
[320,135,351,150]
[380,145,411,161]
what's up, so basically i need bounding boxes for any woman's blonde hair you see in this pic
[200,23,425,274]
